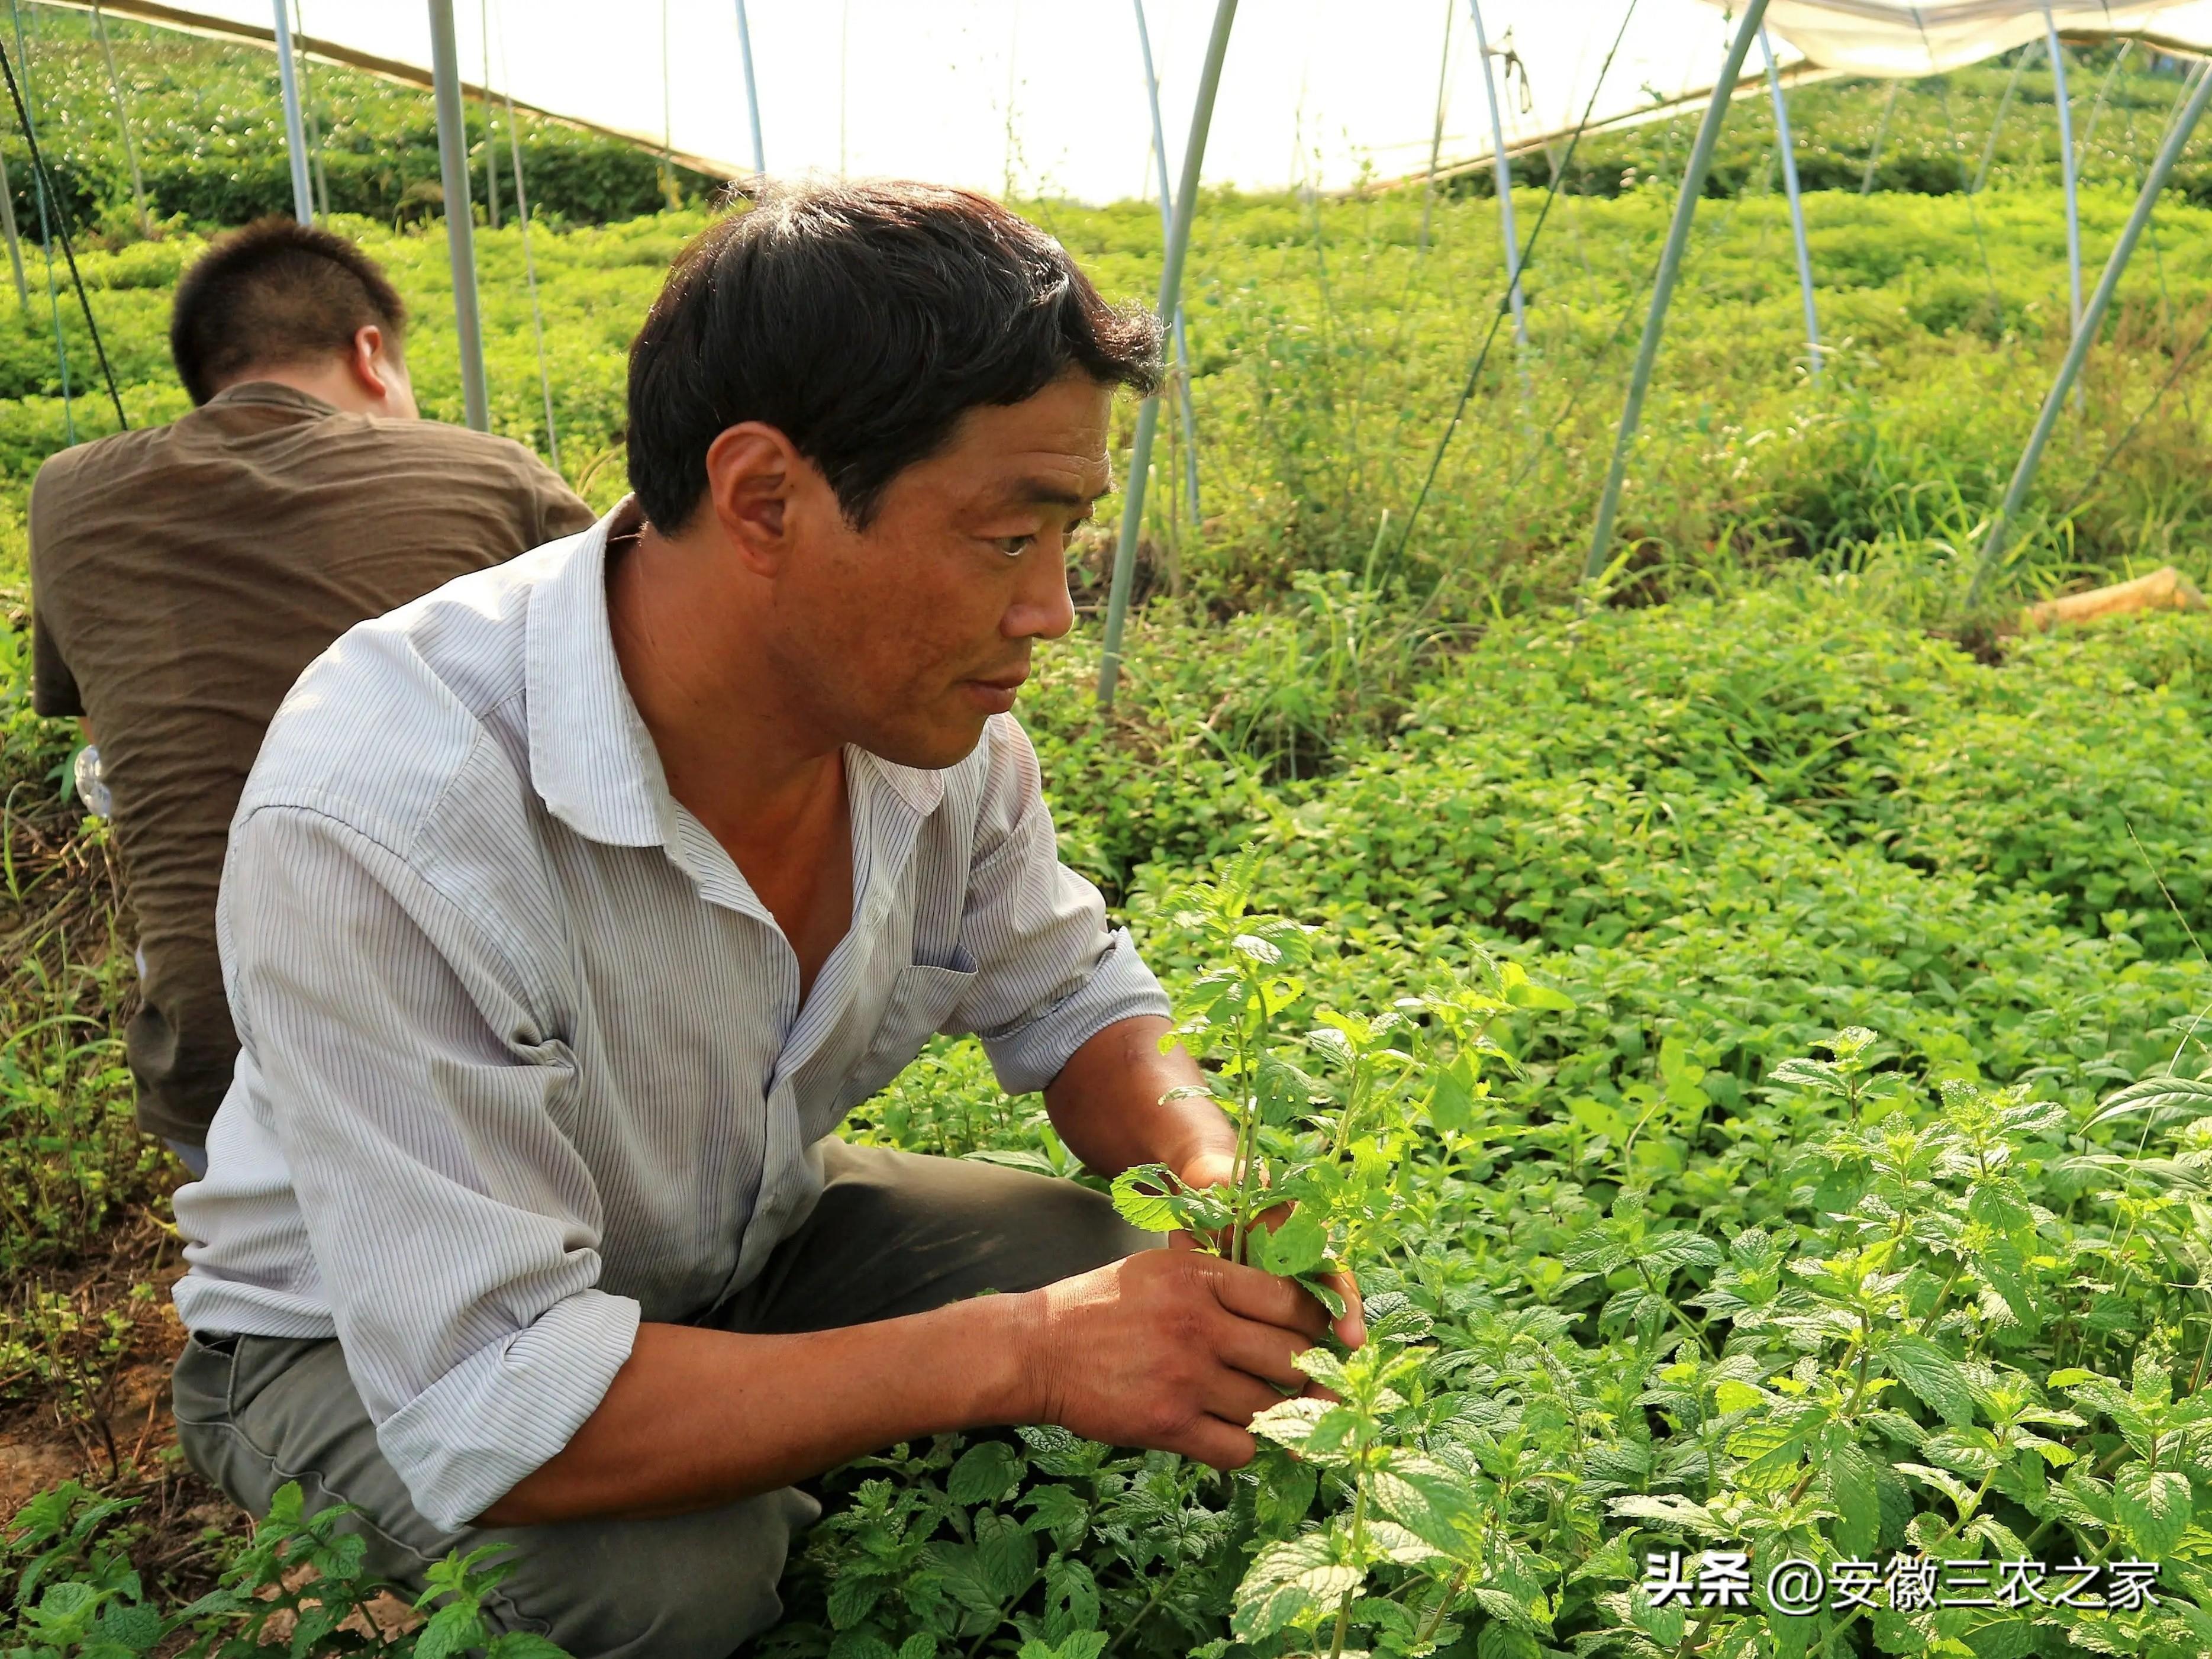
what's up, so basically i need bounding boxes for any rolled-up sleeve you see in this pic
[219,804,638,1530]
[950,718,1170,1095]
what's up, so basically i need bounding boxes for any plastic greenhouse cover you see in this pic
[37,0,1792,200]
[1731,1,2212,76]
[38,1,2212,204]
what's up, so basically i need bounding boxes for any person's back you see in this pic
[28,219,594,1158]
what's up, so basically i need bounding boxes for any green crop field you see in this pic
[1,13,2211,1658]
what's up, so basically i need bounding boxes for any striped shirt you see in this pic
[171,503,1168,1531]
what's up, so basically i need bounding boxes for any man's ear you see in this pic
[347,324,398,402]
[702,421,807,576]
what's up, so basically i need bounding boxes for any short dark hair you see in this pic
[626,180,1162,533]
[169,218,408,405]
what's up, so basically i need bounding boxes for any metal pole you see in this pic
[428,0,488,431]
[1973,39,2037,194]
[494,2,558,471]
[1134,0,1201,526]
[91,5,148,236]
[734,0,765,173]
[1966,58,2212,610]
[1583,0,1769,584]
[480,0,498,230]
[0,143,27,308]
[1760,24,1820,379]
[1098,0,1236,710]
[1469,0,1526,347]
[295,0,330,215]
[272,0,312,222]
[1860,78,1898,193]
[2045,9,2082,342]
[1418,0,1453,254]
[2076,40,2133,180]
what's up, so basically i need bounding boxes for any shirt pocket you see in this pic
[825,962,976,1126]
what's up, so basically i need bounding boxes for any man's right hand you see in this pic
[1016,1248,1332,1470]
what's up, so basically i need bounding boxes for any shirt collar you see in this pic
[523,498,948,849]
[524,499,673,848]
[203,381,343,418]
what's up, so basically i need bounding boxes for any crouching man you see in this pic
[170,181,1358,1659]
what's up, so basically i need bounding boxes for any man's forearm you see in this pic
[479,1233,1338,1526]
[1042,1015,1234,1181]
[481,1291,1033,1525]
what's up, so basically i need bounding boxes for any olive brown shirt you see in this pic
[28,381,595,1144]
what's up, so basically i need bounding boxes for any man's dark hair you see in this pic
[627,180,1162,533]
[169,218,408,405]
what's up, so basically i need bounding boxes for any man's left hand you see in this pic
[1174,1149,1365,1353]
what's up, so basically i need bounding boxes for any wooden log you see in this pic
[2023,565,2205,630]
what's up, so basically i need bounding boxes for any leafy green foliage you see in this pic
[0,1480,572,1655]
[808,937,2212,1658]
[0,41,2207,1650]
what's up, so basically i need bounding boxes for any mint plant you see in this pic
[1,1481,572,1657]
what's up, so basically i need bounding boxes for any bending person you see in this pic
[28,220,594,1171]
[170,182,1360,1658]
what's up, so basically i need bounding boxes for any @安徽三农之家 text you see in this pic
[1640,1547,2163,1617]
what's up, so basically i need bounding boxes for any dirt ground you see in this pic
[0,1203,252,1598]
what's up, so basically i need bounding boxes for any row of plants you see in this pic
[4,178,2211,612]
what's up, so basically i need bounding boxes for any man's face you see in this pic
[770,372,1108,771]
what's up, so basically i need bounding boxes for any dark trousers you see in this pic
[174,1141,1153,1659]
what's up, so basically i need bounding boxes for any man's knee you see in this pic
[817,1139,1159,1288]
[175,1330,820,1659]
[485,1487,821,1659]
